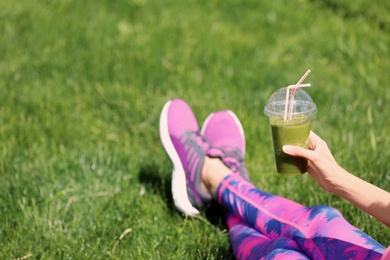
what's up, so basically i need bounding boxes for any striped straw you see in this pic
[283,69,311,121]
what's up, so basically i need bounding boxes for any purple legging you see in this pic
[216,174,386,260]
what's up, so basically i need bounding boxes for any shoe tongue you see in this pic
[206,147,224,158]
[207,146,242,161]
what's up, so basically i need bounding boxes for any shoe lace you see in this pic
[181,130,211,154]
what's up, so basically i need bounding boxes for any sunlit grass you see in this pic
[0,0,389,258]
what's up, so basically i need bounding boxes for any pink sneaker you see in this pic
[201,110,250,181]
[159,99,212,216]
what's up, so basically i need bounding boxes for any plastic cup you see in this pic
[264,87,317,175]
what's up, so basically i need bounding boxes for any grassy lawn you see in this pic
[0,0,389,258]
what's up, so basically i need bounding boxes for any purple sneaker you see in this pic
[159,99,212,216]
[201,110,250,181]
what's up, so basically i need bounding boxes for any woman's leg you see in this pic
[217,173,386,260]
[226,213,310,260]
[159,100,385,260]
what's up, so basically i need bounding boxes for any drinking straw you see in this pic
[283,70,311,121]
[283,83,311,120]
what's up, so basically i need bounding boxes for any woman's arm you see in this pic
[283,131,390,227]
[332,167,390,227]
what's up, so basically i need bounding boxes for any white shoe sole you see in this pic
[159,101,200,216]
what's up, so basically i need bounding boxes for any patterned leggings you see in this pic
[216,174,386,260]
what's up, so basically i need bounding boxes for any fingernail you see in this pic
[282,145,291,152]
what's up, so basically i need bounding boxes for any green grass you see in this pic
[0,0,389,258]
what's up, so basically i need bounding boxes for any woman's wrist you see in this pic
[327,165,351,196]
[330,168,390,227]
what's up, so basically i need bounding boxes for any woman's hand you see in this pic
[282,131,344,193]
[283,131,390,227]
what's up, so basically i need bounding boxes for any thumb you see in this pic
[282,145,313,160]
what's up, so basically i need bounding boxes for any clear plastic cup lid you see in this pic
[264,87,317,118]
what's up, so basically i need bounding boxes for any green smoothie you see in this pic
[270,117,311,175]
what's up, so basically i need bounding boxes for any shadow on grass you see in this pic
[310,0,390,32]
[138,162,176,215]
[138,162,235,258]
[138,163,227,226]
